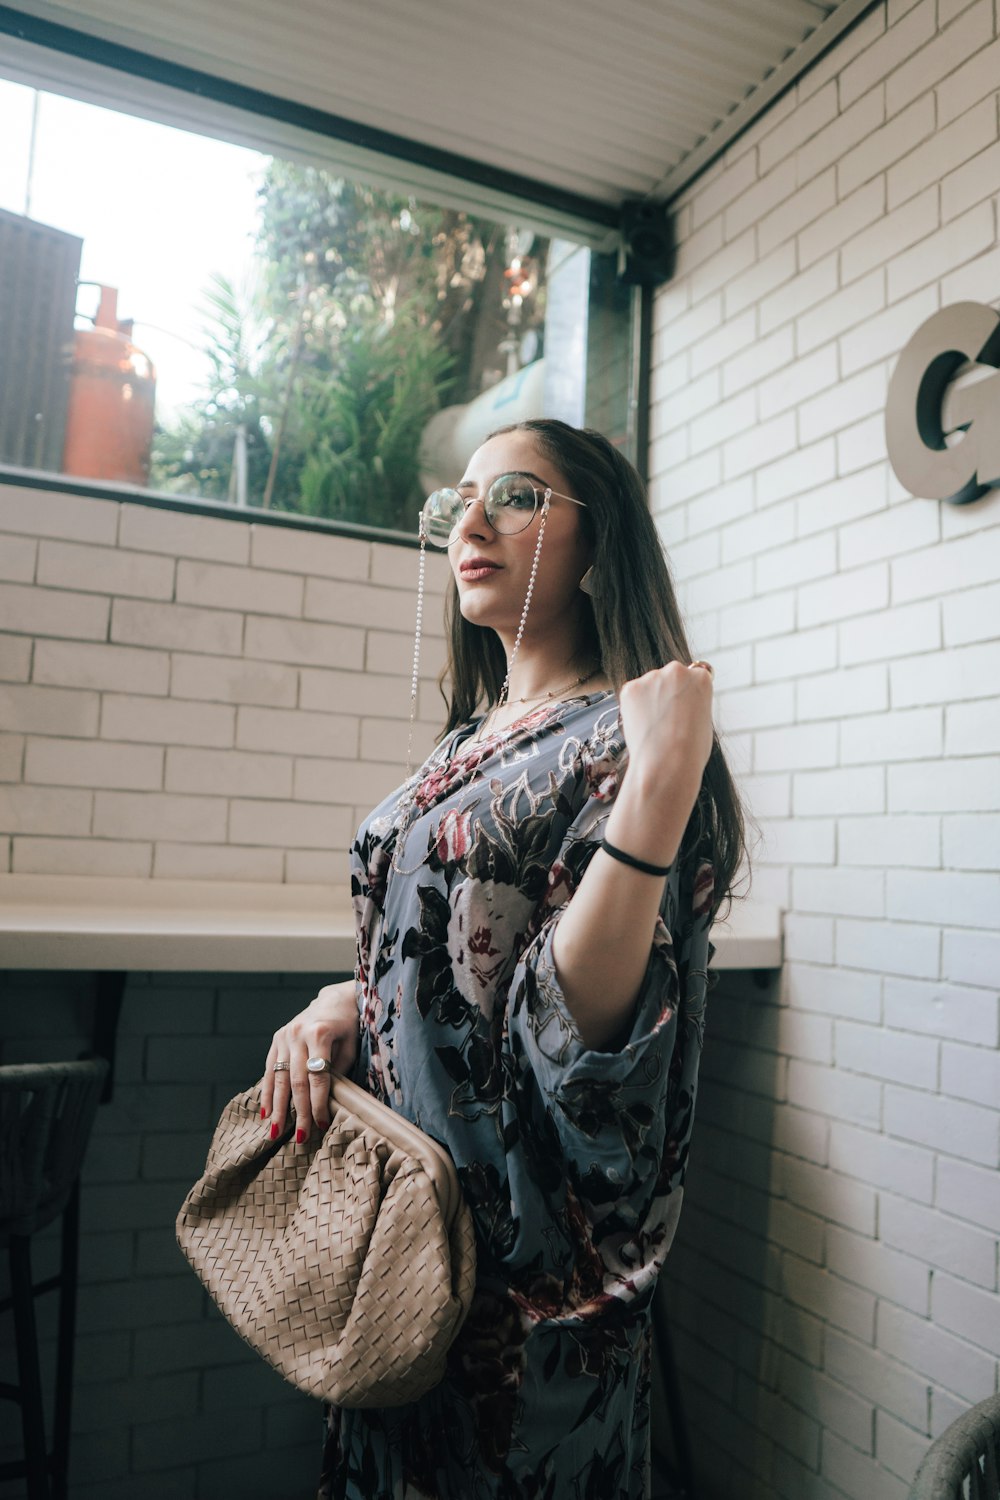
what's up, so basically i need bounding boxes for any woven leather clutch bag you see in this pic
[176,1074,477,1407]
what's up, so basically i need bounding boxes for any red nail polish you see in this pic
[295,1128,305,1144]
[260,1106,267,1119]
[318,1119,330,1133]
[270,1123,280,1140]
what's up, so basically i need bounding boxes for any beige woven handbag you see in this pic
[176,1074,477,1407]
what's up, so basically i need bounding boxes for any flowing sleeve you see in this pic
[504,726,715,1222]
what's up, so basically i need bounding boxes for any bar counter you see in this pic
[0,873,783,974]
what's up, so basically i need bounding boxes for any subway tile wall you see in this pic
[0,500,452,1492]
[0,494,450,882]
[653,1,1000,1497]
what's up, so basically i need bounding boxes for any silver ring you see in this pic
[272,1060,290,1072]
[306,1056,332,1074]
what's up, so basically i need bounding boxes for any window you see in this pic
[0,68,633,540]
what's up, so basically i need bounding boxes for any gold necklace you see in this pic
[471,666,600,744]
[508,666,601,705]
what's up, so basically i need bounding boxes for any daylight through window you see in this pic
[0,74,632,540]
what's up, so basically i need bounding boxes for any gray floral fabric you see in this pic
[321,690,715,1500]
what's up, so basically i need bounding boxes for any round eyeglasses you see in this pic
[419,472,586,547]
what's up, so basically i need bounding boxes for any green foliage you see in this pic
[289,302,453,531]
[151,161,546,528]
[259,165,440,315]
[149,271,273,502]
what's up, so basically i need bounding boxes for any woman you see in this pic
[261,419,747,1500]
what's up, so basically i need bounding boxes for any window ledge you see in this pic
[0,464,419,548]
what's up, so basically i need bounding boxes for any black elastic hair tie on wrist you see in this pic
[600,838,671,877]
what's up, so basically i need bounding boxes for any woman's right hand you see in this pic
[260,979,360,1143]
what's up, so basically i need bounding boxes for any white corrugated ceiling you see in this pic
[1,0,871,237]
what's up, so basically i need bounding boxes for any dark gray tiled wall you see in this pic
[0,969,338,1499]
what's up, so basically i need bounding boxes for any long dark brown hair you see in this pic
[438,417,750,920]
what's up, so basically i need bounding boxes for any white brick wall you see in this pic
[0,490,449,881]
[0,497,449,1492]
[653,3,1000,1496]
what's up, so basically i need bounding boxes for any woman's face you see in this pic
[447,432,592,641]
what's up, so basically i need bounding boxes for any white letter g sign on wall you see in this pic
[885,301,1000,505]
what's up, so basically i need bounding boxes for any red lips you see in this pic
[459,557,502,577]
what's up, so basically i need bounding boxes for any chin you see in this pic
[458,595,499,629]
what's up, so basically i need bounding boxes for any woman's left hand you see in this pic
[617,660,715,790]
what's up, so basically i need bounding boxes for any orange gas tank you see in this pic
[63,285,156,485]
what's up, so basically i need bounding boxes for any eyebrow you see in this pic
[455,470,551,491]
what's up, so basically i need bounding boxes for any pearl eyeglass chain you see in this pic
[467,499,549,746]
[404,495,549,778]
[394,499,550,875]
[404,529,427,781]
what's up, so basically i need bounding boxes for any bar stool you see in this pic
[908,1393,1000,1500]
[0,1059,108,1500]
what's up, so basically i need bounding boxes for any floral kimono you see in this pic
[320,689,715,1500]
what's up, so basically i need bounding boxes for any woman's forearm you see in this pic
[550,754,703,1050]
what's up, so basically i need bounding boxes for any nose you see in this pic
[452,494,492,545]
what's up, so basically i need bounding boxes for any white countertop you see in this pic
[0,874,782,973]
